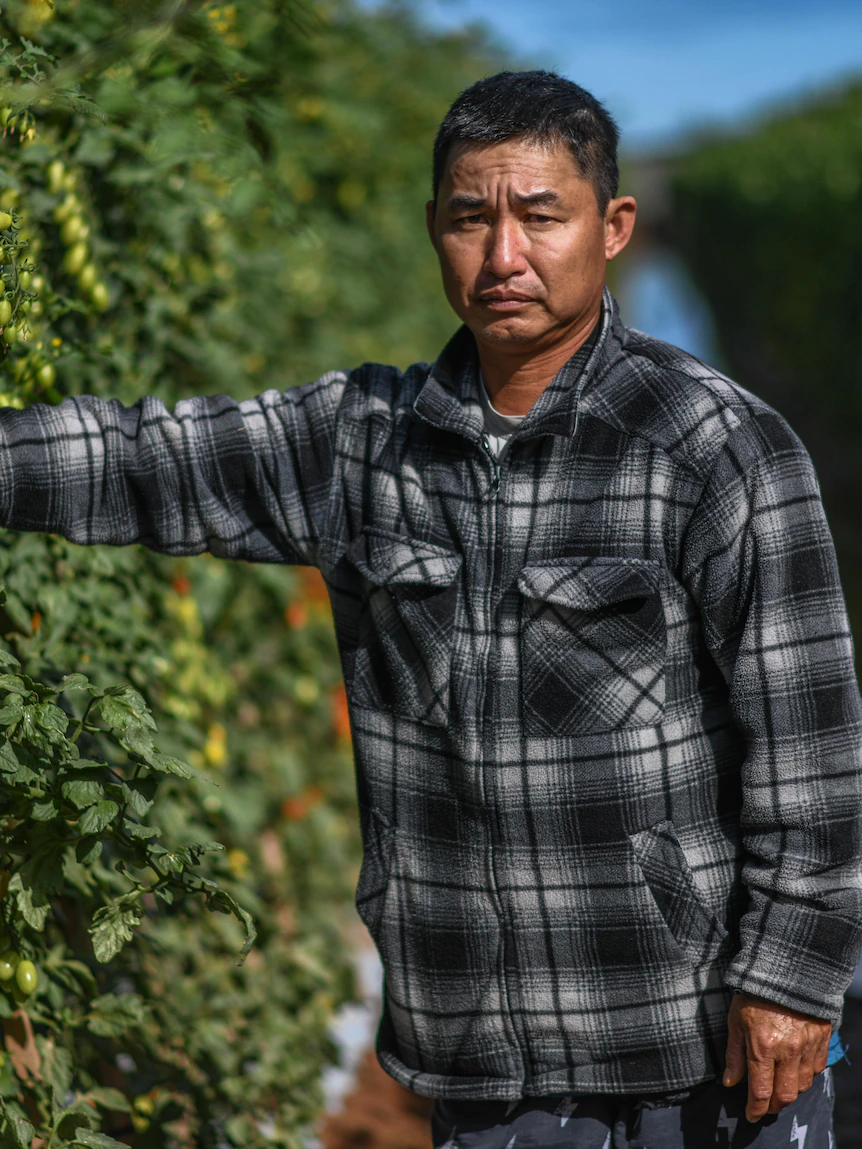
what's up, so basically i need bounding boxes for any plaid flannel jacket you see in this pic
[1,290,861,1099]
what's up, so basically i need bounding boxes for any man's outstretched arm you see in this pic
[0,373,346,565]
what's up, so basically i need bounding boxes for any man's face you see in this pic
[427,137,634,353]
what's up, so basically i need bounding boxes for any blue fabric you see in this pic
[827,1029,846,1066]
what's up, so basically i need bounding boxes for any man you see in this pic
[0,70,859,1147]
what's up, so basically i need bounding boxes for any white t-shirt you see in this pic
[478,374,525,458]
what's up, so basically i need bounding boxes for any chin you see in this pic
[474,317,544,345]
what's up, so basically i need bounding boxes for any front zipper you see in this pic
[480,434,501,493]
[477,431,528,1085]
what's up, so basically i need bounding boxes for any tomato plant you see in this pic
[0,0,504,1145]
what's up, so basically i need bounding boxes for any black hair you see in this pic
[433,70,620,214]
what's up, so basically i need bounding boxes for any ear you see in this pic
[604,196,637,261]
[426,200,438,250]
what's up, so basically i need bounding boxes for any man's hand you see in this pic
[724,993,832,1122]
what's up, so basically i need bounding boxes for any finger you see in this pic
[796,1050,816,1095]
[724,1022,747,1088]
[769,1056,801,1115]
[813,1032,831,1076]
[746,1057,776,1123]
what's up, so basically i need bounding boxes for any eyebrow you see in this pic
[445,190,562,211]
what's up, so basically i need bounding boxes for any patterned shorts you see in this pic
[430,1069,835,1148]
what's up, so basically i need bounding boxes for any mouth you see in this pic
[476,294,536,311]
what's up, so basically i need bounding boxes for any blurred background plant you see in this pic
[0,0,502,1145]
[668,82,862,635]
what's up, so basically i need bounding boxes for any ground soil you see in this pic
[319,1050,434,1149]
[321,999,862,1148]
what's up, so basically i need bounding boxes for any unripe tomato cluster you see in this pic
[2,127,113,407]
[0,189,59,402]
[0,201,33,355]
[0,931,38,1001]
[50,162,109,312]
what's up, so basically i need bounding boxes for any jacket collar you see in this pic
[413,287,619,444]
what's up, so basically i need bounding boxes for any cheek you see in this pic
[537,231,603,292]
[438,235,482,288]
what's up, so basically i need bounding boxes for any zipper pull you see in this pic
[480,435,500,492]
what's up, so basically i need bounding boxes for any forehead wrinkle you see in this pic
[445,189,563,213]
[512,190,561,207]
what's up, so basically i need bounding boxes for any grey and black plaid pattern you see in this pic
[0,291,860,1101]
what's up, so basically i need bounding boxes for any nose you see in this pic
[483,216,528,280]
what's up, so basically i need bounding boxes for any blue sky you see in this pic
[414,0,862,150]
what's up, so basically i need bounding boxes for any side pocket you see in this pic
[630,820,729,965]
[355,807,395,940]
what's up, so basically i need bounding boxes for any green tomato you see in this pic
[18,300,30,315]
[91,282,110,312]
[0,300,11,326]
[29,300,43,318]
[62,243,88,276]
[53,196,78,224]
[0,212,12,232]
[18,271,31,290]
[1,324,18,346]
[30,274,44,293]
[0,951,18,982]
[60,215,83,246]
[36,362,55,388]
[77,263,97,292]
[14,960,37,996]
[46,160,65,194]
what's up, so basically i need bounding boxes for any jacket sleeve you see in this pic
[0,371,347,565]
[682,409,862,1023]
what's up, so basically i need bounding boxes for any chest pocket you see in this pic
[518,557,666,736]
[346,527,462,727]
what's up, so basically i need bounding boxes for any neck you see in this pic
[477,305,601,417]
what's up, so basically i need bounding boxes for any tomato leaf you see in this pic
[78,800,120,835]
[72,1130,128,1149]
[9,852,65,930]
[61,779,105,810]
[57,673,91,693]
[0,694,24,725]
[206,889,257,963]
[123,821,159,840]
[150,753,209,781]
[89,896,142,963]
[30,798,59,822]
[0,1098,36,1148]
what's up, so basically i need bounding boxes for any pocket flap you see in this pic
[518,557,661,611]
[347,527,462,588]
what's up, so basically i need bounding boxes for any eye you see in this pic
[525,212,554,224]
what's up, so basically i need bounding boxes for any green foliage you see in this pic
[671,82,862,428]
[670,81,862,629]
[0,618,254,1141]
[0,0,503,1144]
